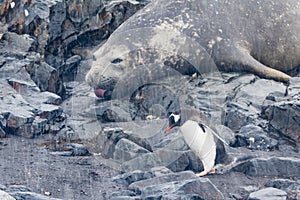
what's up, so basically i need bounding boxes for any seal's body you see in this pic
[86,0,300,92]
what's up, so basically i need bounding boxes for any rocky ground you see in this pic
[0,0,300,200]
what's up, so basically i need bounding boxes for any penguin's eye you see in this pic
[111,58,123,64]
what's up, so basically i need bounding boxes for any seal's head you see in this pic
[85,25,213,99]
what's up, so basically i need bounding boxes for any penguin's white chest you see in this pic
[179,120,216,171]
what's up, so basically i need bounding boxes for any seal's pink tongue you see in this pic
[94,88,106,98]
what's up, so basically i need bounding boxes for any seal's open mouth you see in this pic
[94,88,112,99]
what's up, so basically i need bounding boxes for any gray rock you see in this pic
[38,104,63,122]
[138,177,224,200]
[49,151,73,156]
[0,190,15,200]
[233,157,300,178]
[264,100,300,144]
[215,124,236,146]
[149,166,173,177]
[112,170,154,186]
[248,187,287,200]
[287,77,300,99]
[110,189,136,197]
[265,179,300,191]
[232,124,278,151]
[121,149,189,172]
[113,138,150,162]
[0,126,6,138]
[3,185,62,200]
[287,190,300,200]
[129,171,198,193]
[9,191,62,200]
[62,55,82,82]
[28,62,64,96]
[110,196,137,200]
[224,79,286,131]
[66,143,90,156]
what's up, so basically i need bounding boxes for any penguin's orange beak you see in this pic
[165,125,174,134]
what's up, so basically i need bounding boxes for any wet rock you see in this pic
[233,157,300,178]
[0,190,15,200]
[248,187,287,200]
[232,124,278,151]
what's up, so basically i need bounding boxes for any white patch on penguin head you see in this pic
[169,113,180,123]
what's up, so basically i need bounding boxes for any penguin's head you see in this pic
[165,112,181,134]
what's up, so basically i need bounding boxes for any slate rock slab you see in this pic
[265,100,300,143]
[233,157,300,178]
[248,187,287,200]
[0,190,15,200]
[128,171,223,200]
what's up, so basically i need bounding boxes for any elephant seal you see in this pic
[86,0,300,97]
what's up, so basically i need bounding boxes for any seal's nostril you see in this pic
[111,58,123,64]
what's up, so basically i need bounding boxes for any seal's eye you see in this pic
[111,58,123,64]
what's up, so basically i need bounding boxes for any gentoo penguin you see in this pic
[165,109,226,177]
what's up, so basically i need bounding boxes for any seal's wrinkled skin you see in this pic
[86,0,300,94]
